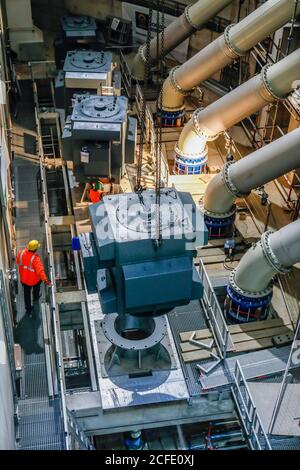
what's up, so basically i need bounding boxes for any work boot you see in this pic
[26,307,33,318]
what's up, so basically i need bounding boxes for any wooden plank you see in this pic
[182,349,213,363]
[182,337,275,362]
[179,328,212,343]
[197,246,246,257]
[200,254,243,265]
[180,318,291,343]
[228,317,290,334]
[180,325,293,353]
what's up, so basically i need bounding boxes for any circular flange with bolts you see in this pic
[222,161,248,198]
[67,51,107,70]
[200,202,236,220]
[138,44,148,64]
[261,64,285,101]
[192,108,220,141]
[261,231,291,274]
[229,268,273,299]
[174,142,208,161]
[184,5,203,30]
[76,95,121,119]
[102,313,168,351]
[224,24,246,58]
[169,67,196,96]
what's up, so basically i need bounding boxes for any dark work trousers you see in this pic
[22,281,41,313]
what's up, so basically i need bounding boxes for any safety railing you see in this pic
[30,66,70,449]
[198,259,233,359]
[67,410,95,450]
[267,314,300,436]
[120,51,133,98]
[231,360,272,450]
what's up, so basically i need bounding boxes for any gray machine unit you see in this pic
[62,50,114,112]
[62,94,137,182]
[54,15,103,68]
[80,189,208,317]
[64,50,113,90]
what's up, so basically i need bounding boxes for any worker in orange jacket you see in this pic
[16,240,51,316]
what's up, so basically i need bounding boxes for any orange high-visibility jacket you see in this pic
[89,189,105,203]
[16,248,48,286]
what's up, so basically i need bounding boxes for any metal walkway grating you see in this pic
[13,154,66,450]
[168,300,210,396]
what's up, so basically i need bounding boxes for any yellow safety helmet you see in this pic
[27,240,40,251]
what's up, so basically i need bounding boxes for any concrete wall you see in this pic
[0,217,15,450]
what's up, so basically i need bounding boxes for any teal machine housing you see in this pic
[79,188,208,317]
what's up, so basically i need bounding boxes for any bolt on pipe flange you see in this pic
[102,314,168,351]
[229,269,273,299]
[191,108,221,141]
[138,44,148,64]
[174,143,208,160]
[184,5,203,30]
[222,161,248,198]
[261,64,286,101]
[224,24,246,58]
[169,66,196,96]
[200,202,236,220]
[261,231,291,274]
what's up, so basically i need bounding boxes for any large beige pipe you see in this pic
[230,219,300,296]
[131,0,233,80]
[162,0,300,112]
[204,127,300,216]
[176,49,300,161]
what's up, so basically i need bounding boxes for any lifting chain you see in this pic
[154,0,165,246]
[135,2,153,194]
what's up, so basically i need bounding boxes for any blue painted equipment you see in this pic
[80,188,208,317]
[224,283,272,323]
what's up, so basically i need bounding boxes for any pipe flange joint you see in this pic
[169,66,195,96]
[229,270,273,299]
[261,231,291,274]
[222,161,247,198]
[224,24,245,58]
[184,5,202,30]
[192,108,220,141]
[200,202,236,220]
[261,64,285,101]
[174,143,208,160]
[139,44,148,64]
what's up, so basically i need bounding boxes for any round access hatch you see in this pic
[63,16,93,29]
[114,190,188,234]
[77,96,121,119]
[67,51,107,70]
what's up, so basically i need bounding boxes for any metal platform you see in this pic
[248,381,300,437]
[14,156,66,450]
[199,345,294,390]
[88,294,189,410]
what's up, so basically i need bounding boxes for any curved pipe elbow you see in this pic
[161,75,185,112]
[176,117,207,157]
[203,171,236,215]
[232,241,276,294]
[130,52,146,81]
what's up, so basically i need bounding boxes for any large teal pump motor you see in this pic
[80,188,207,317]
